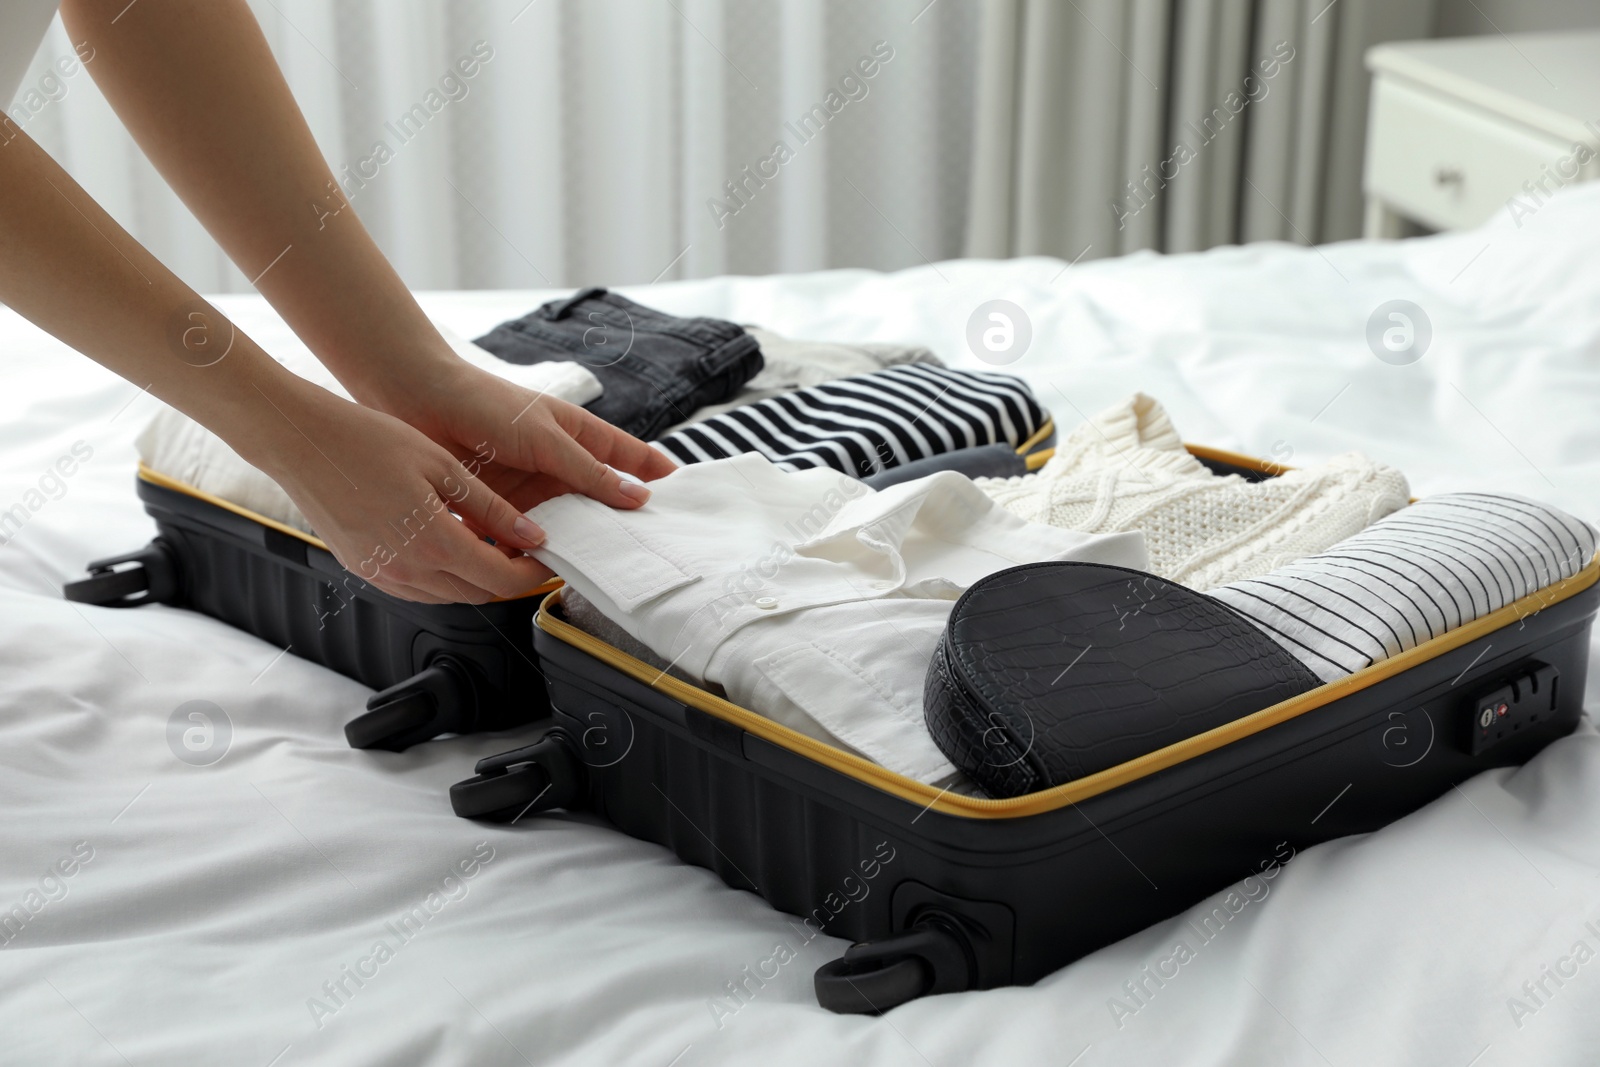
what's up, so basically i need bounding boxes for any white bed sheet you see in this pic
[4,184,1600,1067]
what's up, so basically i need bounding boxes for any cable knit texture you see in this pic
[977,394,1411,589]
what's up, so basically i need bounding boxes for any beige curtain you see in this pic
[15,0,983,293]
[964,0,1436,261]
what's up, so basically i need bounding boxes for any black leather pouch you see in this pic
[925,561,1323,797]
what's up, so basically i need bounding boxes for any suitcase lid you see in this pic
[140,461,327,548]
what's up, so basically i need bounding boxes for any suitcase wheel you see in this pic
[813,955,930,1015]
[63,541,180,608]
[347,656,473,751]
[813,918,974,1014]
[450,731,585,822]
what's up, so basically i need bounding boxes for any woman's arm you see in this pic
[59,0,675,514]
[0,124,547,603]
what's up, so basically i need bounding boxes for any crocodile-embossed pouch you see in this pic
[924,562,1323,798]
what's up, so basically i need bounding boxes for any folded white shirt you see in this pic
[527,453,1148,783]
[137,323,603,534]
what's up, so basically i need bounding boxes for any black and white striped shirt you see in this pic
[654,363,1048,478]
[1209,493,1598,682]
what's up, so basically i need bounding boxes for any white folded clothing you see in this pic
[437,323,605,403]
[136,323,602,535]
[1211,492,1598,682]
[1036,391,1212,479]
[527,453,1148,784]
[977,394,1411,588]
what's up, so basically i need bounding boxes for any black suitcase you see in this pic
[449,445,1600,1012]
[64,465,554,750]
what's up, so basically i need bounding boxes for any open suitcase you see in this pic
[64,465,555,750]
[450,444,1600,1013]
[62,418,1057,750]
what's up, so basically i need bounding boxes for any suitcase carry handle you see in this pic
[63,541,180,608]
[813,914,975,1014]
[347,656,475,751]
[450,730,585,822]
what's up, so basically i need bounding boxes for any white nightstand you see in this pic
[1363,31,1600,237]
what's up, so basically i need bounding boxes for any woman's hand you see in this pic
[246,377,557,605]
[0,94,561,607]
[365,357,679,516]
[58,0,678,603]
[19,1,679,608]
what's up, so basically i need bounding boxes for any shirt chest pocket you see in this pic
[554,505,702,614]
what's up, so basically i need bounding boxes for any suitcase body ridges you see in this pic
[65,473,549,749]
[513,590,1592,1010]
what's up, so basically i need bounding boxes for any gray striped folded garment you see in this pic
[1208,493,1598,683]
[652,363,1048,478]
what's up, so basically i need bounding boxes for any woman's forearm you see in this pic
[0,121,333,477]
[0,120,553,601]
[49,0,670,578]
[60,0,456,421]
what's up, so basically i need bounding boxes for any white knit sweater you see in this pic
[976,394,1411,589]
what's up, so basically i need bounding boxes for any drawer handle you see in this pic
[1433,166,1464,188]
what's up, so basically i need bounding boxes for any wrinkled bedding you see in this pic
[3,184,1600,1066]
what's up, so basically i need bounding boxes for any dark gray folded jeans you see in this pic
[472,288,763,440]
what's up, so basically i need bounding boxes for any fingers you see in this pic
[371,540,551,605]
[357,496,554,604]
[410,504,552,600]
[528,404,676,509]
[438,484,556,597]
[432,575,500,605]
[632,444,680,482]
[559,404,679,485]
[483,471,578,514]
[442,535,555,600]
[347,559,477,605]
[375,581,455,605]
[343,562,459,604]
[527,421,651,510]
[448,466,547,551]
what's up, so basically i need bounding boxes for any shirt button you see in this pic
[754,596,779,609]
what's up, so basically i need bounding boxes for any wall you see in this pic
[1435,0,1600,37]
